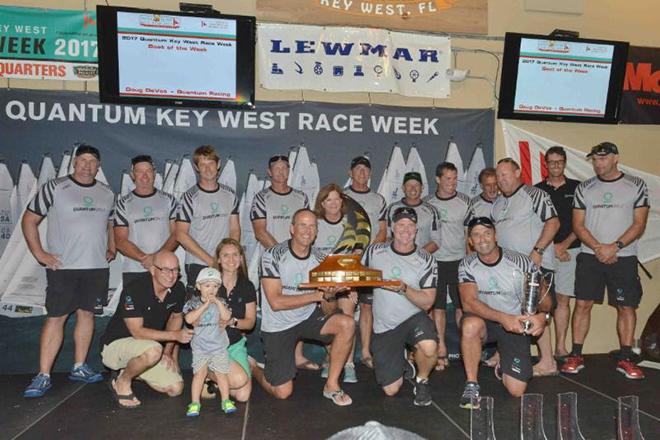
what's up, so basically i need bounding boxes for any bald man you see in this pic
[100,251,194,408]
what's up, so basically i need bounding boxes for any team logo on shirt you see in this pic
[74,196,101,212]
[293,272,304,287]
[439,207,448,221]
[123,295,135,311]
[210,202,220,214]
[280,205,290,215]
[487,276,500,292]
[143,206,153,218]
[389,266,402,279]
[603,192,614,204]
[326,235,337,246]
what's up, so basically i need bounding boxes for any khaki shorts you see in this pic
[101,337,183,389]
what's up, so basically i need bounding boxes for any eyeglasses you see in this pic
[155,265,180,275]
[546,160,566,167]
[268,155,289,165]
[467,216,495,230]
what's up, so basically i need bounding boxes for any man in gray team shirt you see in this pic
[114,155,178,286]
[492,158,560,376]
[562,142,650,380]
[252,209,355,406]
[425,162,471,371]
[23,145,115,398]
[465,167,498,223]
[458,217,548,408]
[176,145,240,287]
[343,155,387,369]
[362,207,438,407]
[251,154,313,370]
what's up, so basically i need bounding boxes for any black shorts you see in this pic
[371,312,438,387]
[483,319,532,383]
[358,287,373,305]
[434,260,461,309]
[574,253,642,307]
[122,271,149,288]
[185,263,205,292]
[45,268,109,317]
[261,307,334,386]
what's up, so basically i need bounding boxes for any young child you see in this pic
[183,267,236,416]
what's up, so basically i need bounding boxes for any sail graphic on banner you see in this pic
[445,141,466,193]
[163,160,173,182]
[240,172,261,264]
[290,146,320,206]
[154,171,163,190]
[464,146,487,198]
[406,146,429,198]
[377,145,407,205]
[162,161,179,195]
[120,170,135,196]
[37,154,56,187]
[57,151,71,178]
[219,157,237,191]
[172,156,197,201]
[0,161,13,258]
[502,121,660,263]
[287,148,297,187]
[16,161,36,217]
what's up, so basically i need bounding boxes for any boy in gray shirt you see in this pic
[183,267,235,416]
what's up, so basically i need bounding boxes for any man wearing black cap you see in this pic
[250,154,313,370]
[425,161,471,371]
[458,217,547,408]
[562,142,649,380]
[114,155,179,287]
[22,144,116,397]
[385,171,441,254]
[362,207,438,407]
[344,155,387,369]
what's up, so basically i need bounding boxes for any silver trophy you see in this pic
[514,270,553,334]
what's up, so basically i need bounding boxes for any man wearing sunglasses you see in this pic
[100,251,193,408]
[114,155,179,287]
[458,217,548,408]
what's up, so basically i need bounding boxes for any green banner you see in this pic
[0,6,97,62]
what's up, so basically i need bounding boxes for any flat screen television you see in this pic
[498,32,629,124]
[96,5,255,109]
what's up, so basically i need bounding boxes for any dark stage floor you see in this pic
[3,355,659,440]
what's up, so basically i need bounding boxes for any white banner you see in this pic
[257,23,451,98]
[502,121,660,263]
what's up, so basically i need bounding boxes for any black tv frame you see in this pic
[498,32,629,124]
[96,5,256,109]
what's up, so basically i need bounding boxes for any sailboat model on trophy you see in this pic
[299,195,400,289]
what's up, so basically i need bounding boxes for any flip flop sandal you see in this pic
[323,389,353,407]
[533,366,560,377]
[109,378,141,409]
[296,360,320,371]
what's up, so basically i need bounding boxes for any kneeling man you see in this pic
[362,207,438,406]
[458,217,549,409]
[100,251,193,408]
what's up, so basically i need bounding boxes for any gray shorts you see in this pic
[555,248,579,297]
[192,349,230,374]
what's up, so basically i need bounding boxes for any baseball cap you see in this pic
[467,216,495,233]
[75,144,100,160]
[350,156,371,169]
[586,142,619,158]
[268,154,289,166]
[195,267,222,285]
[403,172,422,184]
[392,207,418,223]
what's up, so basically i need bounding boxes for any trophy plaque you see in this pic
[299,194,400,290]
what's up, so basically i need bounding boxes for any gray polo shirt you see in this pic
[183,298,230,355]
[344,187,386,242]
[425,192,471,261]
[260,241,326,332]
[573,174,649,257]
[114,189,178,273]
[465,194,494,224]
[458,247,538,316]
[27,176,114,269]
[315,216,345,254]
[362,242,437,333]
[250,187,309,243]
[177,183,239,266]
[385,199,442,250]
[491,185,558,269]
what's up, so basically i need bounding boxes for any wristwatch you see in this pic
[230,317,239,328]
[533,246,545,255]
[616,240,625,250]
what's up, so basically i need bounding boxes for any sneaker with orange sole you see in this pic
[616,359,644,380]
[560,356,585,374]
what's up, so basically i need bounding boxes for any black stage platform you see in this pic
[3,355,659,439]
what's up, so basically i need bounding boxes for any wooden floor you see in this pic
[4,355,660,439]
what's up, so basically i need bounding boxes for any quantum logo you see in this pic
[603,192,614,204]
[83,196,94,208]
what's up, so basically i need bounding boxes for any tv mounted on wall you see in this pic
[498,32,629,124]
[96,5,256,109]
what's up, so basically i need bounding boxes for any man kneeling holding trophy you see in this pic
[458,217,552,409]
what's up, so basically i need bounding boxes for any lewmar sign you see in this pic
[258,23,451,98]
[0,6,98,81]
[620,46,660,125]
